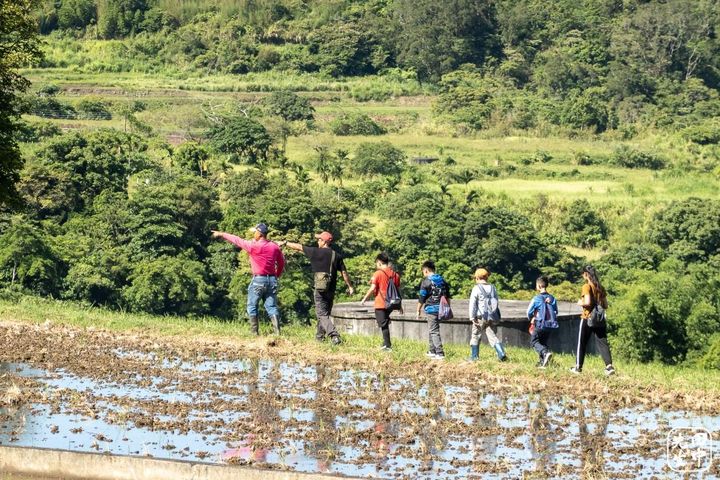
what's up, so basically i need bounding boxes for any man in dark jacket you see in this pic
[281,232,354,344]
[416,260,450,360]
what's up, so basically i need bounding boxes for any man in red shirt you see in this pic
[360,252,401,351]
[211,223,285,335]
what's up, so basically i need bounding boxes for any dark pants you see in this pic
[531,328,552,360]
[575,318,613,369]
[375,309,392,348]
[426,313,444,356]
[314,290,339,340]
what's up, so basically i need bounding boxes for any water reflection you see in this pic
[2,355,719,479]
[528,398,557,476]
[577,405,610,478]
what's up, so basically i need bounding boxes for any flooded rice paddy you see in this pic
[1,323,719,479]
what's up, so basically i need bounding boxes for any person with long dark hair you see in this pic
[570,265,615,375]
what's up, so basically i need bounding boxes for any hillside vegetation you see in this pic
[1,0,720,370]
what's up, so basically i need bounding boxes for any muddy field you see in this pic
[1,321,718,479]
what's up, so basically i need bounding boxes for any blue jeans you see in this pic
[247,275,279,318]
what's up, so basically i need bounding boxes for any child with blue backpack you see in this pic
[416,260,451,360]
[527,275,558,368]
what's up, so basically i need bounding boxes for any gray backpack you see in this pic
[478,285,501,322]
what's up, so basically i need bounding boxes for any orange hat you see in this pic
[474,268,490,280]
[315,231,333,242]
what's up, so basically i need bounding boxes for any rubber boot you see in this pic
[270,315,281,335]
[469,344,479,361]
[249,316,259,336]
[494,343,507,362]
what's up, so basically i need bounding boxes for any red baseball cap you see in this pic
[315,231,333,242]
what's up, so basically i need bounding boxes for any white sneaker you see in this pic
[541,351,553,367]
[605,365,616,376]
[425,351,436,358]
[431,354,445,360]
[379,345,392,352]
[569,366,581,374]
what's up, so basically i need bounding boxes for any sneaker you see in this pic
[605,365,616,376]
[541,351,553,368]
[431,354,445,360]
[379,345,392,352]
[569,366,582,374]
[425,351,437,358]
[331,336,342,345]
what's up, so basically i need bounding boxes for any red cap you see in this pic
[315,231,333,242]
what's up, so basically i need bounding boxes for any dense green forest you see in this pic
[1,0,720,369]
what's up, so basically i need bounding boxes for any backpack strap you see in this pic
[328,249,336,275]
[381,268,395,282]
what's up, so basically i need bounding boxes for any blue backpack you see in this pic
[535,294,558,329]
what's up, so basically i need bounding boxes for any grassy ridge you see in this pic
[2,295,719,399]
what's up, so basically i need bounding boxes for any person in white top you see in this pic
[468,268,506,361]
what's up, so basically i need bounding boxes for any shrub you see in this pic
[174,142,209,175]
[433,68,495,130]
[206,116,273,164]
[30,96,77,119]
[350,142,405,177]
[572,151,608,166]
[610,145,666,170]
[561,199,609,248]
[520,150,553,165]
[16,121,62,143]
[561,87,610,132]
[648,198,720,261]
[330,113,386,136]
[37,84,61,96]
[262,90,314,122]
[77,100,112,120]
[255,47,281,71]
[682,121,720,145]
[123,255,212,315]
[699,334,720,369]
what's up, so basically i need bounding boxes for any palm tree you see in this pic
[383,176,401,196]
[329,161,344,187]
[405,171,423,186]
[439,183,451,199]
[292,163,310,184]
[462,189,479,213]
[454,168,477,193]
[313,145,331,183]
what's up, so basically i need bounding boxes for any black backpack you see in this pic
[383,271,402,310]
